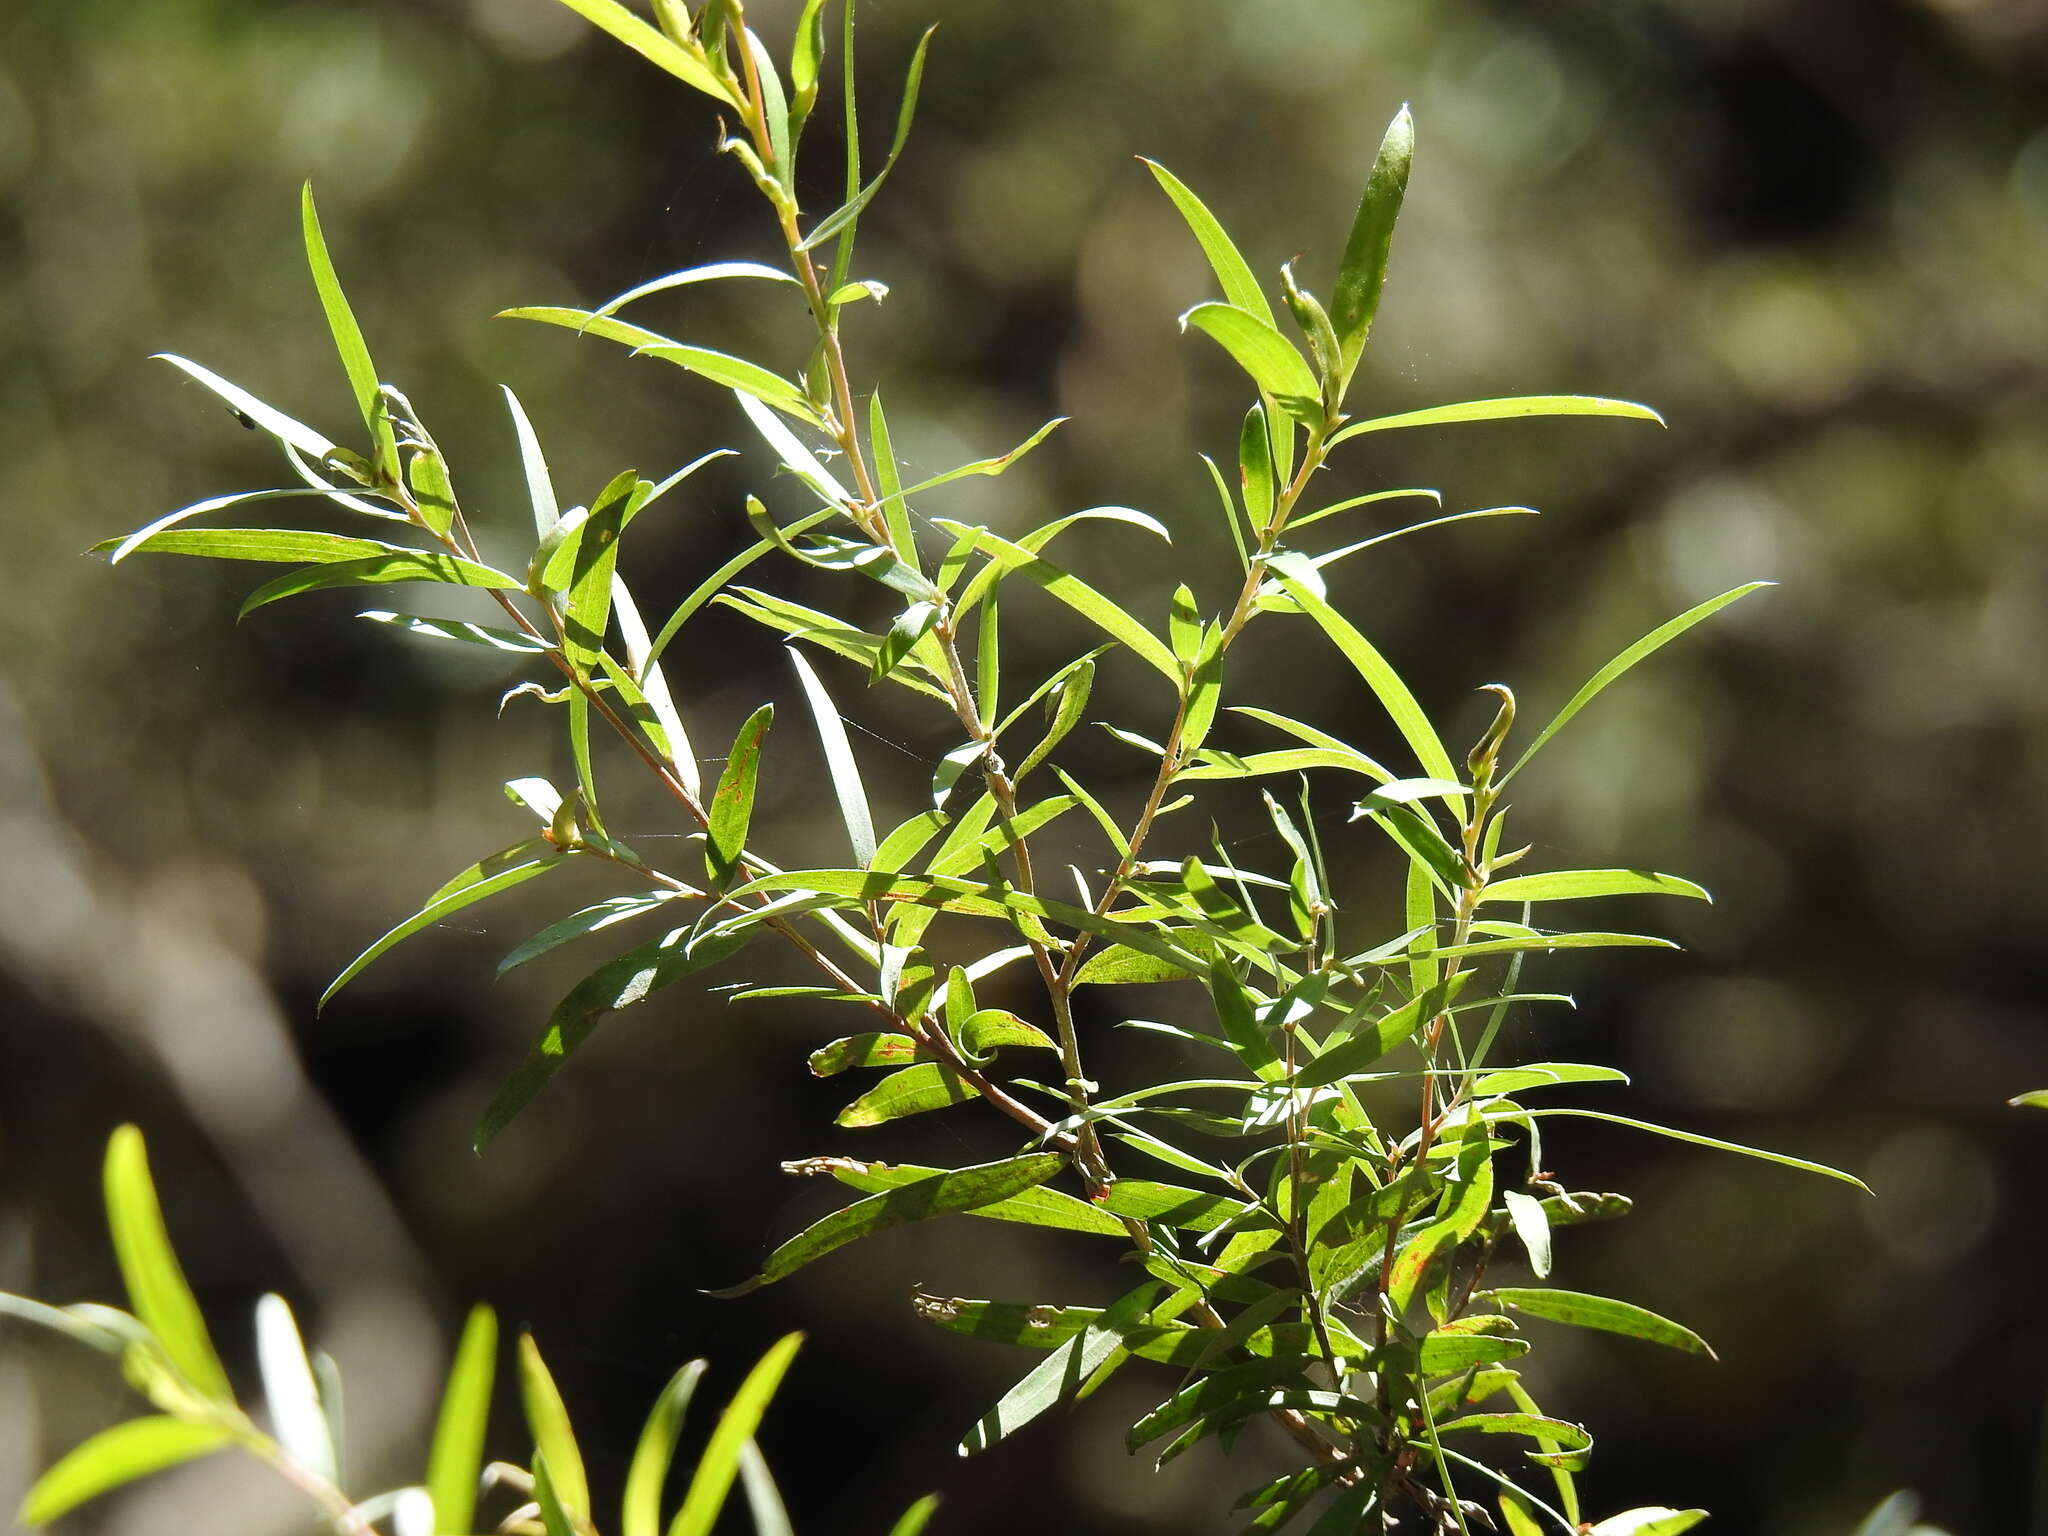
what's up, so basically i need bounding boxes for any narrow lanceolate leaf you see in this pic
[1330,104,1413,377]
[893,417,1067,501]
[1483,1288,1715,1357]
[1179,303,1322,422]
[1586,1511,1708,1536]
[835,1062,981,1127]
[1482,869,1709,904]
[550,0,743,107]
[708,704,773,889]
[503,386,560,536]
[621,1359,706,1536]
[426,1305,497,1536]
[499,308,816,421]
[322,839,562,1009]
[2011,1090,2048,1110]
[1501,1190,1554,1280]
[302,183,392,474]
[1292,973,1471,1089]
[95,527,403,567]
[1427,931,1678,960]
[1503,582,1772,783]
[886,1494,942,1536]
[1435,1411,1592,1465]
[360,611,549,653]
[590,262,799,323]
[153,353,338,462]
[934,525,1180,682]
[255,1294,335,1482]
[803,1158,1126,1237]
[518,1335,589,1521]
[789,650,876,867]
[1327,394,1665,449]
[1270,557,1461,792]
[959,1283,1162,1456]
[102,1127,232,1402]
[239,551,523,618]
[1496,1107,1872,1192]
[1140,159,1274,326]
[735,390,853,506]
[710,1156,1067,1297]
[18,1416,233,1527]
[668,1335,804,1536]
[476,926,751,1148]
[799,26,935,250]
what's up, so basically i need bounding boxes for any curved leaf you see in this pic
[1328,394,1665,449]
[709,1156,1067,1296]
[19,1416,233,1527]
[426,1305,497,1536]
[240,551,522,618]
[1179,303,1321,421]
[103,1127,232,1402]
[1482,869,1709,904]
[1140,159,1274,326]
[622,1359,706,1536]
[1482,1287,1714,1359]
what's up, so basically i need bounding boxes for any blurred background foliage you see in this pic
[4,0,2047,1531]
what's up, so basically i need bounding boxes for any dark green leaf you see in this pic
[476,927,751,1148]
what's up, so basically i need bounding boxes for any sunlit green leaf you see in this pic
[154,353,338,463]
[708,704,773,889]
[1482,1288,1714,1358]
[1493,1106,1871,1192]
[668,1335,804,1536]
[102,1127,232,1402]
[323,838,562,1008]
[1482,869,1709,904]
[518,1334,588,1521]
[622,1359,705,1536]
[711,1156,1066,1297]
[500,308,817,421]
[302,183,395,479]
[476,927,751,1148]
[239,550,522,618]
[19,1416,233,1527]
[1140,159,1274,326]
[1180,303,1321,422]
[800,27,934,249]
[1328,394,1664,449]
[551,0,743,106]
[836,1062,980,1127]
[806,1158,1124,1237]
[1503,583,1771,783]
[426,1305,496,1536]
[1586,1511,1708,1536]
[789,650,877,866]
[1330,106,1413,379]
[959,1282,1162,1455]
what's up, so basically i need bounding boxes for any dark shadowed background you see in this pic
[4,0,2047,1532]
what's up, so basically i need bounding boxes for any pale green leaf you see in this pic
[255,1294,334,1482]
[1483,1287,1713,1358]
[518,1334,588,1520]
[1504,583,1772,783]
[1179,303,1321,422]
[19,1417,232,1527]
[789,649,876,866]
[103,1126,232,1402]
[154,352,337,463]
[622,1360,706,1536]
[1482,869,1709,904]
[426,1305,496,1536]
[551,0,743,106]
[1140,159,1274,326]
[667,1335,803,1536]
